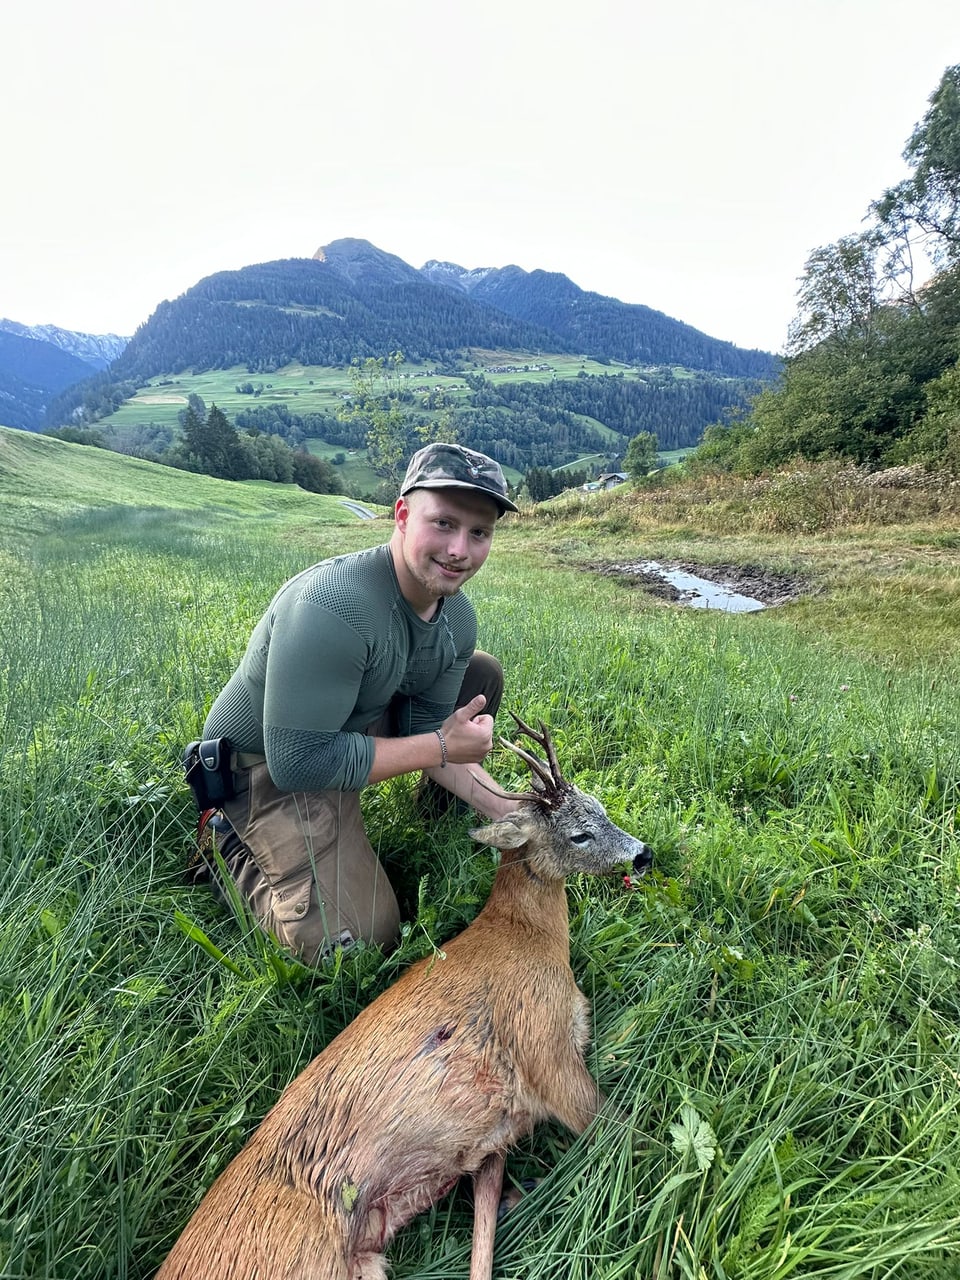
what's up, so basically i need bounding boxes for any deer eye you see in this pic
[570,831,594,846]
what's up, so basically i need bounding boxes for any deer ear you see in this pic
[468,818,528,850]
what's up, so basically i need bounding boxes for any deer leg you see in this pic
[547,1058,604,1136]
[470,1151,505,1280]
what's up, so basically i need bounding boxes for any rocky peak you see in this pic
[419,260,525,294]
[312,238,421,288]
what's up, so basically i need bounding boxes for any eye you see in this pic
[569,831,595,846]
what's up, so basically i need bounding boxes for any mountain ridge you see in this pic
[98,238,775,386]
[0,318,129,370]
[0,328,107,432]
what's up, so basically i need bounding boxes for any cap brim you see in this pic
[402,478,518,514]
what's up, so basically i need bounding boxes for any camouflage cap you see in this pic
[400,442,518,515]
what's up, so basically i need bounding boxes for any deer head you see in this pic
[468,714,653,881]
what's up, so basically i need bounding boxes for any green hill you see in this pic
[0,426,379,550]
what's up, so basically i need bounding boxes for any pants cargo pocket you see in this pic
[270,870,314,926]
[267,869,345,966]
[219,761,400,959]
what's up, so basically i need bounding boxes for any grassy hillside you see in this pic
[0,425,383,549]
[2,439,958,1278]
[90,352,642,433]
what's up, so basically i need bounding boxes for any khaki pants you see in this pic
[216,652,504,965]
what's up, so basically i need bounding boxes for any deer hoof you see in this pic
[497,1178,539,1222]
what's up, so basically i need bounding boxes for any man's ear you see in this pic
[394,495,410,531]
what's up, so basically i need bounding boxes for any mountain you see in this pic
[314,238,423,288]
[0,319,128,370]
[419,260,771,376]
[102,238,775,384]
[108,256,567,381]
[0,329,104,431]
[39,238,780,469]
[0,320,130,431]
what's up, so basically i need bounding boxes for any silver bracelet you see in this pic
[434,727,448,768]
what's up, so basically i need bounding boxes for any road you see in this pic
[340,500,377,520]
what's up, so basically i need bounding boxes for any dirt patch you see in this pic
[138,394,188,405]
[587,560,813,608]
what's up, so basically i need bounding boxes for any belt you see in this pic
[235,750,267,770]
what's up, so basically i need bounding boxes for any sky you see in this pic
[3,0,959,356]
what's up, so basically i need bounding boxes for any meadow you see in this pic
[97,352,641,434]
[1,427,958,1279]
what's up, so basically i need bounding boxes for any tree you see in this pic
[179,405,206,466]
[177,403,248,479]
[204,404,249,480]
[624,431,659,479]
[341,352,409,484]
[292,451,342,494]
[891,357,960,475]
[341,351,455,485]
[786,233,885,355]
[873,64,960,267]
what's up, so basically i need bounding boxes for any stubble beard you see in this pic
[406,549,472,604]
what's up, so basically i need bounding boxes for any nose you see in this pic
[446,528,470,560]
[632,843,654,875]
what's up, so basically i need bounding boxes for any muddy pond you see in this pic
[588,560,810,612]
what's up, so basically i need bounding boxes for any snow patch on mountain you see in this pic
[0,319,128,370]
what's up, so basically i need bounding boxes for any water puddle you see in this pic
[605,560,767,612]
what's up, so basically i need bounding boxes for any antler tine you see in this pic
[508,712,566,789]
[465,767,537,805]
[497,736,554,793]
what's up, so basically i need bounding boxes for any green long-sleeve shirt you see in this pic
[203,543,476,791]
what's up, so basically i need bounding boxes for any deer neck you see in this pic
[478,847,571,952]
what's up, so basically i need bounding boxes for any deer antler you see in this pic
[465,715,570,808]
[497,713,570,805]
[464,768,537,805]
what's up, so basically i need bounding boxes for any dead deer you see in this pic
[156,714,652,1280]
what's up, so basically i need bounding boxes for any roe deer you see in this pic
[156,715,652,1280]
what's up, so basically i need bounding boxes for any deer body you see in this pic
[157,719,650,1280]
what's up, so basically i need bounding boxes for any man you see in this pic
[192,442,519,965]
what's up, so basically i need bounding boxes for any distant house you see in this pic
[597,472,628,490]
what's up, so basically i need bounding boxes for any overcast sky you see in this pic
[3,0,959,355]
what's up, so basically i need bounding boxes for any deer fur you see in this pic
[156,715,652,1280]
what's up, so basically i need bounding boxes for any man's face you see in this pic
[393,488,499,614]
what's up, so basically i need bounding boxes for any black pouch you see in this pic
[183,737,236,809]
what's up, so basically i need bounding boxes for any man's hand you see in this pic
[440,694,494,764]
[367,694,497,786]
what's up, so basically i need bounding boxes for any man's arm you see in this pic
[422,759,520,821]
[367,695,519,821]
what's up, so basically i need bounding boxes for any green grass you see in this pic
[0,426,388,550]
[94,351,675,433]
[1,428,958,1278]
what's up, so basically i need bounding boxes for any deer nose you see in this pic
[632,844,654,875]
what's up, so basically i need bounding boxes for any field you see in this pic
[2,426,959,1278]
[93,351,647,492]
[96,351,647,433]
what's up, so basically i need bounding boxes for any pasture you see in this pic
[95,351,645,433]
[1,426,958,1278]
